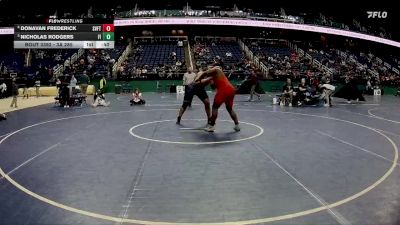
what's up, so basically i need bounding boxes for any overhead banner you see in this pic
[113,18,400,48]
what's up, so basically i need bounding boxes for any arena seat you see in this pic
[251,46,293,57]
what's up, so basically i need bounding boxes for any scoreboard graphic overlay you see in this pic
[14,19,115,49]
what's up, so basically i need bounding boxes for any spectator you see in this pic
[170,52,177,60]
[65,58,70,70]
[365,79,373,95]
[177,41,183,47]
[47,65,53,80]
[130,88,146,105]
[9,79,18,108]
[22,84,29,99]
[56,78,62,95]
[0,82,7,99]
[99,76,107,92]
[171,64,178,72]
[167,68,173,78]
[281,78,294,106]
[135,67,142,77]
[0,61,4,74]
[319,75,335,107]
[70,75,77,96]
[92,89,110,107]
[108,59,115,76]
[58,82,71,108]
[35,78,41,98]
[1,65,7,75]
[296,78,308,106]
[158,66,165,78]
[79,71,90,95]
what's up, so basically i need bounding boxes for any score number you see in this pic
[103,24,114,32]
[102,24,115,41]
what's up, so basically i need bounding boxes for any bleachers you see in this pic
[136,43,184,68]
[291,46,400,85]
[209,43,243,65]
[251,46,293,57]
[32,50,76,68]
[108,46,126,61]
[59,46,126,80]
[194,41,244,67]
[193,40,253,80]
[245,41,324,79]
[0,51,25,73]
[118,41,186,80]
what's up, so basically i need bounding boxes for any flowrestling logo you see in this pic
[367,11,388,18]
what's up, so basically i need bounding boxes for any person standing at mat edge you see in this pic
[10,79,18,108]
[69,75,77,97]
[248,69,261,102]
[34,78,40,98]
[79,71,90,96]
[194,66,240,132]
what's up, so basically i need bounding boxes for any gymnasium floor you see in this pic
[0,93,400,225]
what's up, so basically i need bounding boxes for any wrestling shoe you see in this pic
[204,125,215,132]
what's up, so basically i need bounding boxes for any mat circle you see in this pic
[129,119,264,145]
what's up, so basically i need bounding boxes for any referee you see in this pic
[183,68,197,107]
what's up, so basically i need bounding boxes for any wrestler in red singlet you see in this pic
[213,70,236,110]
[195,67,240,132]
